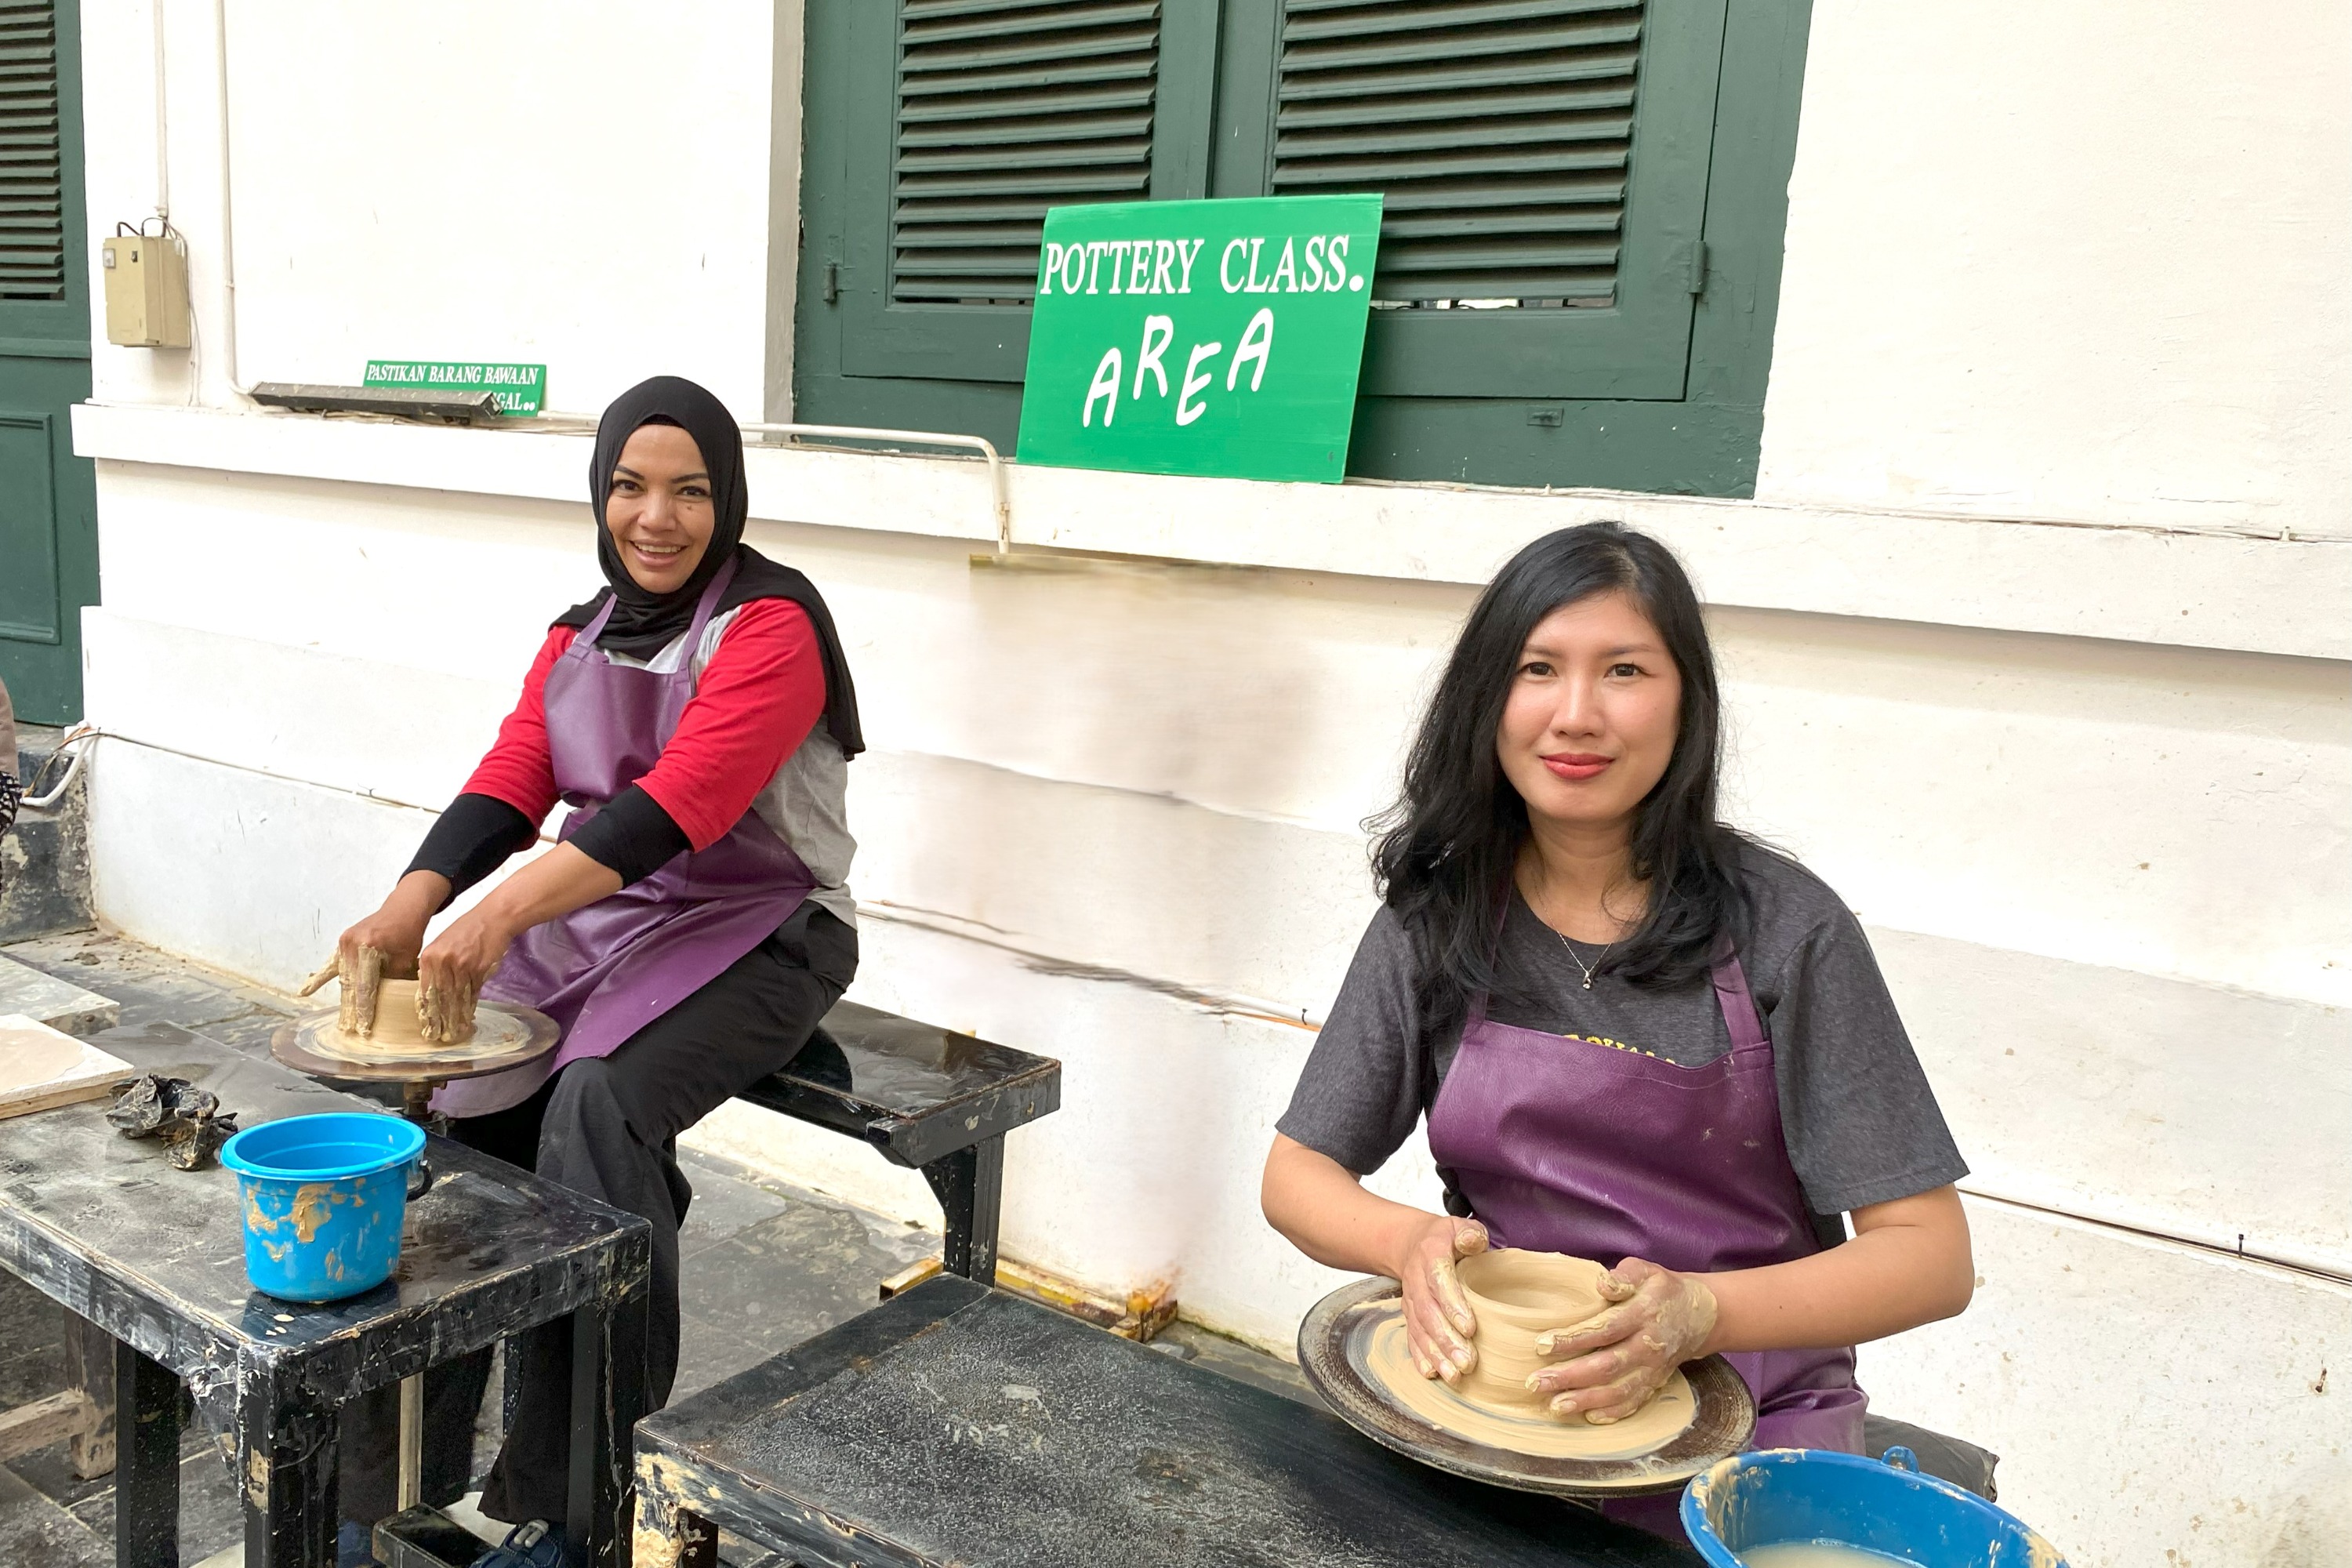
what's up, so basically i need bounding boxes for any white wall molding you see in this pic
[73,401,2350,662]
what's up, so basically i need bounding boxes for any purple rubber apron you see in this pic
[437,559,816,1117]
[1424,947,1863,1536]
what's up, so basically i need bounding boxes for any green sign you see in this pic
[362,359,547,416]
[1015,194,1382,484]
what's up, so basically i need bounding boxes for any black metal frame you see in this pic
[732,999,1060,1287]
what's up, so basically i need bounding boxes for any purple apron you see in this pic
[1425,946,1864,1534]
[437,559,817,1117]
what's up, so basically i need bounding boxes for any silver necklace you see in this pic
[1557,930,1613,990]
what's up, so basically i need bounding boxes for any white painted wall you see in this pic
[81,0,790,419]
[60,3,2352,1565]
[1759,0,2352,540]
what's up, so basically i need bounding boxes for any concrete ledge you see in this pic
[0,953,116,1036]
[71,401,2352,661]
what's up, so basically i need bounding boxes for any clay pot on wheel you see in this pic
[341,978,459,1051]
[1454,1248,1613,1414]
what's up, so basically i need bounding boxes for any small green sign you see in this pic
[362,359,547,416]
[1015,194,1382,484]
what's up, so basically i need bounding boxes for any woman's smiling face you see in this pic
[1494,588,1683,835]
[604,422,715,593]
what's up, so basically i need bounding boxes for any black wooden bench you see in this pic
[732,998,1062,1286]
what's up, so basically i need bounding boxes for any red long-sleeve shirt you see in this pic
[465,598,826,851]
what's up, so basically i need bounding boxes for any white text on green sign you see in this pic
[1014,195,1382,485]
[363,360,547,416]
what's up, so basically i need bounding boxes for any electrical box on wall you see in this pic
[101,231,190,348]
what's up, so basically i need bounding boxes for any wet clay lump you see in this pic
[1455,1248,1612,1414]
[334,978,458,1051]
[1358,1247,1697,1463]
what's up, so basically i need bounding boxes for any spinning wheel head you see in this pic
[271,1002,561,1085]
[1297,1275,1755,1498]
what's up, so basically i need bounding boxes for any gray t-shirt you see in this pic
[1277,850,1967,1218]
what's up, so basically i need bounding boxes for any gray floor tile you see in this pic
[675,1157,793,1261]
[67,1445,244,1566]
[0,1344,64,1410]
[670,1323,777,1405]
[0,1462,106,1568]
[678,1203,920,1356]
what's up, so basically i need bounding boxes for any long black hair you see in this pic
[1370,522,1755,1045]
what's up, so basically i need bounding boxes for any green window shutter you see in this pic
[1267,0,1726,400]
[797,0,1804,491]
[0,0,65,303]
[834,1,1222,385]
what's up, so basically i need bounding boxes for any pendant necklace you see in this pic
[1557,930,1614,990]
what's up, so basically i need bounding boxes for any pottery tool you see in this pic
[0,1014,135,1121]
[1297,1274,1755,1498]
[272,985,560,1511]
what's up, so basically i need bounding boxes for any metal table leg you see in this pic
[115,1338,179,1568]
[565,1299,640,1568]
[921,1134,1005,1285]
[238,1378,339,1568]
[395,1076,438,1515]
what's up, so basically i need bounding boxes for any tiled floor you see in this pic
[0,928,1307,1565]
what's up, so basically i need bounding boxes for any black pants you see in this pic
[339,905,856,1529]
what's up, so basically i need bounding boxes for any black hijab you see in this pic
[555,376,864,755]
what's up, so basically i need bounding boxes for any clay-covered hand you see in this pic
[1396,1213,1490,1385]
[1527,1255,1718,1424]
[415,906,514,1045]
[317,898,431,1037]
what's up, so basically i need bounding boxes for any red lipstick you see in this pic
[1541,752,1613,782]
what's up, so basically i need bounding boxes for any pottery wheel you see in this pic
[1297,1275,1755,1498]
[272,1001,561,1084]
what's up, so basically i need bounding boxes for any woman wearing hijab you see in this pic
[325,376,861,1557]
[1261,523,1974,1542]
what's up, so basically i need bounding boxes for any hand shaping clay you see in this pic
[1454,1248,1613,1414]
[1356,1247,1699,1464]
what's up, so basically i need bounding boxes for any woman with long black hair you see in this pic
[1262,522,1973,1536]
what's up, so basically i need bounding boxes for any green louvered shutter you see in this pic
[0,0,65,303]
[1269,0,1726,400]
[889,1,1158,309]
[828,0,1228,385]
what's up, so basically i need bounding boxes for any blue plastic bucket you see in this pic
[220,1113,425,1302]
[1681,1446,2067,1567]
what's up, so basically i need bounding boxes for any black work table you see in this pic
[0,1022,651,1568]
[635,1275,1700,1568]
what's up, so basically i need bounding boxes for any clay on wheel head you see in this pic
[334,978,458,1051]
[1454,1248,1614,1415]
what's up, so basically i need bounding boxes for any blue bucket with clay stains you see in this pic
[220,1113,425,1302]
[1680,1446,2067,1566]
